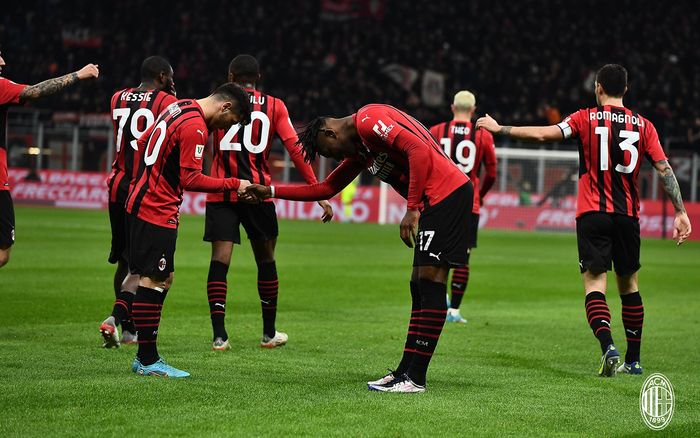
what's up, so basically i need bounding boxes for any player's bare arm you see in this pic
[476,113,563,142]
[19,64,99,102]
[654,160,692,244]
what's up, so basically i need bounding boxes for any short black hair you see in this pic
[296,117,328,163]
[596,64,628,97]
[228,54,259,82]
[140,56,172,82]
[212,82,252,125]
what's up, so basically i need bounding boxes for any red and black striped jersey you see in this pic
[207,88,318,203]
[275,104,469,211]
[0,77,28,191]
[107,88,177,204]
[558,105,667,218]
[126,99,242,229]
[429,120,496,214]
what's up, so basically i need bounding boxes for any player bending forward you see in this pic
[430,90,496,323]
[476,64,692,376]
[125,83,251,378]
[244,104,472,393]
[100,56,177,348]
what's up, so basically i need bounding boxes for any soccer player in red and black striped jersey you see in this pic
[204,55,333,351]
[430,90,497,324]
[243,104,473,392]
[125,83,252,378]
[99,56,177,349]
[476,64,692,377]
[0,49,98,268]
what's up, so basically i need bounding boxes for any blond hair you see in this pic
[453,90,476,111]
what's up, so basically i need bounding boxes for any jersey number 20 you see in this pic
[219,111,271,154]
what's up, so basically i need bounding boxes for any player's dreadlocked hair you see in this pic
[296,117,327,163]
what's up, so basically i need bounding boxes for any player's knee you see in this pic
[211,242,232,265]
[616,273,638,294]
[417,264,449,284]
[122,273,139,292]
[0,250,9,268]
[255,255,275,265]
[251,240,275,264]
[164,273,174,289]
[140,274,170,290]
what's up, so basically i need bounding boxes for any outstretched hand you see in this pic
[77,64,99,80]
[318,200,334,223]
[475,113,500,134]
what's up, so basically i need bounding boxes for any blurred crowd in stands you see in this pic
[2,0,699,146]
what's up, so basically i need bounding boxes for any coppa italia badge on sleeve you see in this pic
[640,373,674,430]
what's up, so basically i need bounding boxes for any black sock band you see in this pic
[450,266,469,309]
[133,286,164,366]
[395,281,420,376]
[407,279,447,386]
[621,291,643,363]
[585,291,614,353]
[257,261,279,338]
[111,290,135,327]
[207,261,229,340]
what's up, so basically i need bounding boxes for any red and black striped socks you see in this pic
[207,261,229,340]
[395,281,420,376]
[621,292,644,363]
[407,279,448,386]
[110,291,134,327]
[133,286,164,366]
[585,291,614,353]
[450,266,469,309]
[257,261,279,339]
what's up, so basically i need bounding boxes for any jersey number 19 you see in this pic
[440,138,476,173]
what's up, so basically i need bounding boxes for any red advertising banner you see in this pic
[8,169,700,240]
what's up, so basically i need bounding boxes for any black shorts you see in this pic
[413,182,473,267]
[203,202,278,244]
[576,212,641,276]
[108,202,127,264]
[467,213,479,249]
[126,214,177,277]
[0,190,15,248]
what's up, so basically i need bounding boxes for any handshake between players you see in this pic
[240,184,334,223]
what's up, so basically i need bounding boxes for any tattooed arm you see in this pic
[475,113,563,142]
[654,160,692,244]
[19,64,99,102]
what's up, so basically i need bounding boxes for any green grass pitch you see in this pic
[1,206,698,436]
